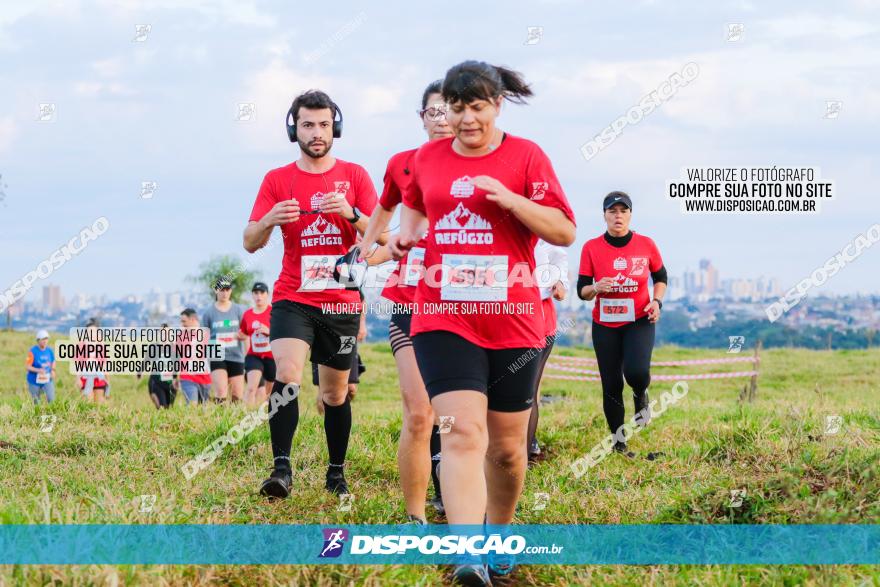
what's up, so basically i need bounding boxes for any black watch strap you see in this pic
[655,299,663,309]
[347,208,360,224]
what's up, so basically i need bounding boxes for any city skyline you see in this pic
[10,252,875,321]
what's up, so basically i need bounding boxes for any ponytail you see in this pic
[494,65,532,103]
[442,60,533,105]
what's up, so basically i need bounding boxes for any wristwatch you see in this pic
[655,299,663,309]
[347,208,361,224]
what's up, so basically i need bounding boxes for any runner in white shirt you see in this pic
[528,239,569,463]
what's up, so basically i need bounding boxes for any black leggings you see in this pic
[591,317,655,436]
[148,376,174,409]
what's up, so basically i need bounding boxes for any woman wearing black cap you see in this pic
[578,191,667,456]
[202,278,247,403]
[241,282,274,405]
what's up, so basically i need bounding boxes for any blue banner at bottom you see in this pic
[0,524,876,565]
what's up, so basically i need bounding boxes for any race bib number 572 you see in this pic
[599,298,635,322]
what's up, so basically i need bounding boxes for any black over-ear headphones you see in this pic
[286,100,343,142]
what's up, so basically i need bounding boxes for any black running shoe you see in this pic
[325,466,349,495]
[406,514,427,525]
[613,441,635,458]
[259,468,292,499]
[427,496,445,516]
[634,390,651,426]
[528,438,544,465]
[452,564,491,586]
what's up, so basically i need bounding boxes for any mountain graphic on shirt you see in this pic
[302,216,342,237]
[435,203,492,230]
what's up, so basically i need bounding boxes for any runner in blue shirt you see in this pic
[26,330,56,404]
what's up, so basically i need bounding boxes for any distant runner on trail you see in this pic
[578,191,667,457]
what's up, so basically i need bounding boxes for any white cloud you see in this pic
[759,14,879,41]
[357,85,403,117]
[92,57,124,77]
[74,81,136,97]
[0,117,18,152]
[534,38,880,134]
[96,0,275,27]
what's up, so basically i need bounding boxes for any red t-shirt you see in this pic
[403,134,575,349]
[541,297,557,338]
[177,339,211,384]
[240,306,273,358]
[249,159,378,310]
[579,232,663,327]
[378,149,428,307]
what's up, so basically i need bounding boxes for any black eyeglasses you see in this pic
[418,105,448,121]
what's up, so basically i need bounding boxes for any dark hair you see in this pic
[85,317,99,327]
[180,308,198,318]
[160,322,169,328]
[421,80,443,110]
[441,61,532,105]
[290,90,338,125]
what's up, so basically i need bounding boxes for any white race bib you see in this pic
[159,372,173,382]
[599,298,635,322]
[403,247,426,286]
[251,321,271,353]
[36,371,50,384]
[440,254,508,302]
[300,255,345,291]
[216,333,237,348]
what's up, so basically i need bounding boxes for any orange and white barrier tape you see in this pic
[551,355,759,366]
[546,370,758,382]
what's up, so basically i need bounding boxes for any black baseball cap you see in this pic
[213,278,232,290]
[603,191,632,211]
[252,281,269,293]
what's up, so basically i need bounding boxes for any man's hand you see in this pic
[552,281,567,301]
[263,200,300,227]
[472,175,520,212]
[259,324,270,336]
[320,192,354,220]
[645,300,661,323]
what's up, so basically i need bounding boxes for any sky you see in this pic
[1,0,879,303]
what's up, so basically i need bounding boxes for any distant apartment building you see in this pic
[42,285,63,314]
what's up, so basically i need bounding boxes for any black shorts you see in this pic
[245,355,276,382]
[312,348,365,385]
[270,300,360,370]
[209,360,245,377]
[389,309,413,355]
[412,330,542,413]
[147,375,175,407]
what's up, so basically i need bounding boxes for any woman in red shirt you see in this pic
[359,80,453,524]
[240,282,275,406]
[390,60,576,583]
[577,192,667,457]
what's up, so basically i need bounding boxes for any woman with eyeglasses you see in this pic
[359,80,453,524]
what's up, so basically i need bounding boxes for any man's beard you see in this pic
[298,137,332,159]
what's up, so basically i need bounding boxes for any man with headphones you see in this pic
[244,89,380,499]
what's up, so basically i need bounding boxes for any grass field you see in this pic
[0,330,878,586]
